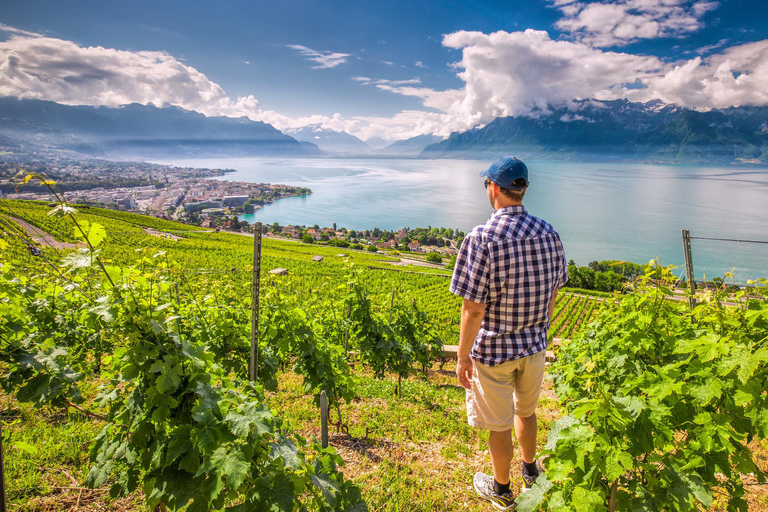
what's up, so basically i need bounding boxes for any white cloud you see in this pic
[695,38,728,54]
[553,0,720,47]
[436,29,664,122]
[354,77,422,86]
[636,39,768,109]
[286,44,351,69]
[560,113,594,122]
[415,61,427,68]
[0,33,260,117]
[0,24,43,38]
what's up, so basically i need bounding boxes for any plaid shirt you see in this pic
[450,205,567,366]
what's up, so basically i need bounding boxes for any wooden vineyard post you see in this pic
[681,229,697,312]
[343,285,351,353]
[320,390,329,448]
[250,222,263,383]
[0,418,6,512]
[388,289,395,324]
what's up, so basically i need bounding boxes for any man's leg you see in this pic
[488,429,514,485]
[514,412,537,464]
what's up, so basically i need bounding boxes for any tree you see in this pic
[367,245,378,252]
[425,252,442,263]
[271,222,281,233]
[348,230,357,238]
[329,238,350,248]
[301,233,315,244]
[333,222,337,230]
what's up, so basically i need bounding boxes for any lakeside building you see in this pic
[185,200,223,212]
[200,208,225,217]
[408,240,422,252]
[117,197,136,209]
[222,195,249,207]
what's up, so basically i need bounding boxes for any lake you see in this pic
[154,157,768,282]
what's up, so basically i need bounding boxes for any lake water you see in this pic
[155,157,768,281]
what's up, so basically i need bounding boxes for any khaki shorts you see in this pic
[466,351,546,431]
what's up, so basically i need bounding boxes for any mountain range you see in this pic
[0,97,320,158]
[2,97,767,164]
[422,99,768,164]
[286,125,442,155]
[286,125,371,154]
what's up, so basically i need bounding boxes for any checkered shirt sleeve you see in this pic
[450,234,490,304]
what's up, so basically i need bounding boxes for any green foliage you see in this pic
[85,265,363,511]
[328,238,350,248]
[566,260,647,293]
[561,287,614,298]
[519,265,768,512]
[425,252,442,263]
[0,178,366,511]
[344,270,443,397]
[260,283,359,418]
[548,294,602,342]
[1,254,365,511]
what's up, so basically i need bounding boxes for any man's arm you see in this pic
[456,298,486,390]
[548,288,558,321]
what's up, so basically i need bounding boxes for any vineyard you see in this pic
[1,187,767,512]
[0,199,601,344]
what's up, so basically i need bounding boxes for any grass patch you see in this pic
[3,362,767,511]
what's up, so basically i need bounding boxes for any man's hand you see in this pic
[457,357,473,389]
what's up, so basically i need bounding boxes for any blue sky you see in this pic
[1,0,767,139]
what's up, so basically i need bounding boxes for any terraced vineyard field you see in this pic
[1,199,604,343]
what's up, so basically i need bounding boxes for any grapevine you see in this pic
[518,265,768,512]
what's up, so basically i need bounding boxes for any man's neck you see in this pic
[493,200,523,210]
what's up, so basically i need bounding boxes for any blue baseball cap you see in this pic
[479,156,529,190]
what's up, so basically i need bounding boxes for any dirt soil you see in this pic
[142,227,185,241]
[6,216,85,250]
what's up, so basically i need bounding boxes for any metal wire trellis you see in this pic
[689,236,768,245]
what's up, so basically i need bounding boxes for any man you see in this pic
[450,156,567,510]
